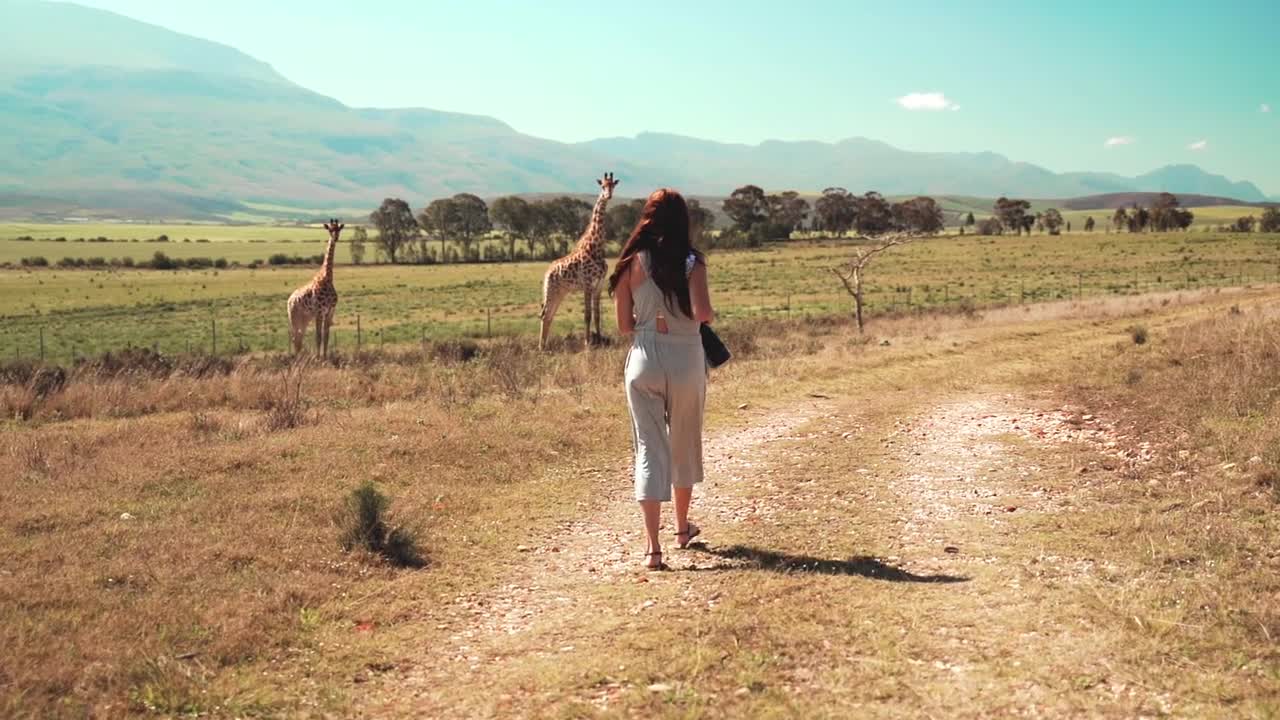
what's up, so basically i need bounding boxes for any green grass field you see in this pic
[1056,205,1267,230]
[2,230,1278,360]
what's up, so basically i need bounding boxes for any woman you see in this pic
[609,188,716,570]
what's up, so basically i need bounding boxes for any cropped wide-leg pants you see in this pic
[625,330,706,502]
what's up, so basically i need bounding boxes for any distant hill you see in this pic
[1060,193,1272,211]
[581,134,1268,202]
[0,1,1270,219]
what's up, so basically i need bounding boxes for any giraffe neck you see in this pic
[575,191,611,257]
[320,235,337,282]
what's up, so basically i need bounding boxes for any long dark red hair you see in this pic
[608,188,704,318]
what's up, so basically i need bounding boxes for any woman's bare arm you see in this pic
[614,259,639,335]
[689,261,715,324]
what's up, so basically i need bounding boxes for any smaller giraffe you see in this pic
[287,219,343,356]
[540,172,618,351]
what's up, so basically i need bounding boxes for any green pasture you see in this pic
[1055,205,1267,230]
[2,231,1278,360]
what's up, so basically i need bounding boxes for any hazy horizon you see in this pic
[52,0,1279,196]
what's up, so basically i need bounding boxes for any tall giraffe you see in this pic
[287,219,343,356]
[540,172,618,350]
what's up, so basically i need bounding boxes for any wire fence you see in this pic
[4,270,1277,365]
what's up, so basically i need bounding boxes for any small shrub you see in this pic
[338,482,425,568]
[263,361,309,431]
[1129,325,1148,345]
[150,251,176,270]
[20,256,49,267]
[268,254,290,266]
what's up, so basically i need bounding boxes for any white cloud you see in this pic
[1188,139,1208,151]
[897,92,960,111]
[1263,103,1272,113]
[1104,136,1134,148]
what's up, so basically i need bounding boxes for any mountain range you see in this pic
[0,0,1270,220]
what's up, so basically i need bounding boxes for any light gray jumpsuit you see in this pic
[625,251,706,502]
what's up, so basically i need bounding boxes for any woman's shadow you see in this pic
[686,543,968,584]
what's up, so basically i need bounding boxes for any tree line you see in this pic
[360,188,1278,265]
[363,193,715,264]
[719,186,945,245]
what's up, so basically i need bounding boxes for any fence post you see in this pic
[357,314,362,352]
[487,308,492,338]
[39,327,45,361]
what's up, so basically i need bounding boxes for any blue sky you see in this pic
[76,0,1280,194]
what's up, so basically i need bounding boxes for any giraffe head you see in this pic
[324,218,345,238]
[597,172,619,200]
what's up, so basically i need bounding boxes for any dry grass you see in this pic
[1,287,1277,718]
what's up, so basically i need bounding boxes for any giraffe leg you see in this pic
[288,307,306,354]
[314,315,323,357]
[321,312,333,358]
[581,285,593,349]
[540,289,566,352]
[592,284,604,343]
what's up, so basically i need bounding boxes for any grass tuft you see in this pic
[1128,324,1149,344]
[339,482,425,568]
[262,360,310,431]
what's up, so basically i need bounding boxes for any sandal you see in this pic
[644,551,668,571]
[675,522,701,549]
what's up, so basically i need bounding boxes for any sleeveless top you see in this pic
[634,250,700,337]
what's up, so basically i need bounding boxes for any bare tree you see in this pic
[831,231,921,334]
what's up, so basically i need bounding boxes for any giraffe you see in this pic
[287,219,343,356]
[539,172,618,351]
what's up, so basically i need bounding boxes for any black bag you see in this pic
[700,323,731,368]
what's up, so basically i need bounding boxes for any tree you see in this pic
[854,192,894,235]
[606,199,646,244]
[994,197,1032,235]
[1149,193,1190,232]
[349,226,367,265]
[1112,207,1128,232]
[1084,216,1096,232]
[687,197,715,244]
[1260,207,1280,233]
[1041,208,1064,235]
[814,187,858,234]
[1127,205,1150,233]
[832,232,918,334]
[974,217,1003,235]
[1230,215,1257,233]
[369,198,417,264]
[891,196,944,234]
[490,196,534,260]
[965,212,976,228]
[419,198,459,260]
[722,184,768,232]
[765,191,810,234]
[450,193,491,257]
[527,200,559,257]
[545,196,592,254]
